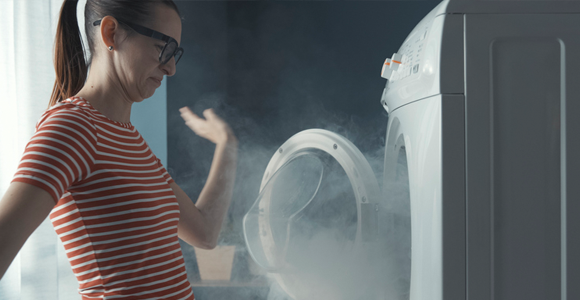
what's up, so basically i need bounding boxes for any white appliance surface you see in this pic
[245,1,580,299]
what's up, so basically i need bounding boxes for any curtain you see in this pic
[0,1,87,299]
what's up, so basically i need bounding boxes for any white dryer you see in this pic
[244,1,580,299]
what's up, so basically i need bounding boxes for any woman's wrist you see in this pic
[216,132,238,148]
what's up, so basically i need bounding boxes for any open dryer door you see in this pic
[243,129,385,299]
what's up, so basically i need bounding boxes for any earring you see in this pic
[108,46,113,51]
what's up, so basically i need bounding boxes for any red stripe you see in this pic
[12,97,192,299]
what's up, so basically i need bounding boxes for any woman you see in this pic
[0,0,237,299]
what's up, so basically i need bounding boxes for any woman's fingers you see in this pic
[202,108,213,119]
[179,107,205,133]
[179,106,192,114]
[179,107,201,122]
[179,106,234,144]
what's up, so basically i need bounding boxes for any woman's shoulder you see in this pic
[45,96,93,114]
[37,97,97,132]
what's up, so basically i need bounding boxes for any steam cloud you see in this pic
[172,92,411,300]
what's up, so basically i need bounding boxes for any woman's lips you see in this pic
[150,77,162,85]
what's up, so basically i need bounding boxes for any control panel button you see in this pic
[381,53,406,81]
[413,64,420,74]
[381,58,393,79]
[420,30,428,41]
[389,53,403,71]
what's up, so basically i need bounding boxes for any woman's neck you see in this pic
[74,66,135,124]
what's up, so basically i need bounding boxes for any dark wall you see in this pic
[166,2,438,289]
[168,0,438,243]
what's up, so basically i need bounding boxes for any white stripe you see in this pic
[62,232,91,246]
[13,175,60,199]
[87,262,186,290]
[55,200,179,245]
[96,142,149,155]
[82,203,179,220]
[21,154,71,186]
[77,274,106,286]
[107,276,189,299]
[97,133,145,147]
[54,216,82,231]
[87,168,165,177]
[67,248,96,262]
[102,261,185,285]
[62,218,178,251]
[82,209,180,229]
[60,222,175,249]
[65,225,177,254]
[179,289,195,300]
[75,188,174,204]
[33,130,94,170]
[30,135,88,178]
[17,165,66,193]
[95,151,154,161]
[45,123,98,154]
[75,247,181,276]
[107,269,187,293]
[95,124,141,140]
[73,226,175,249]
[53,109,98,132]
[45,106,93,128]
[71,240,180,269]
[27,140,82,177]
[73,175,167,189]
[78,294,104,299]
[56,223,87,238]
[21,154,71,187]
[79,287,104,293]
[48,116,97,142]
[50,198,76,213]
[93,160,157,168]
[65,232,176,267]
[89,233,178,255]
[73,182,167,195]
[67,241,95,254]
[51,207,79,222]
[77,256,182,284]
[78,196,176,212]
[62,240,90,254]
[91,117,135,133]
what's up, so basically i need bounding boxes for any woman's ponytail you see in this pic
[49,0,87,108]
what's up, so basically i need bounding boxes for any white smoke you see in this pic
[172,93,411,300]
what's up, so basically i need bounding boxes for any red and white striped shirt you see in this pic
[12,97,194,300]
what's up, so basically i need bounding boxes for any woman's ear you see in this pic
[99,16,120,51]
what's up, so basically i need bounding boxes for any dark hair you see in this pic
[49,0,181,108]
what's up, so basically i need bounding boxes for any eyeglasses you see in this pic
[93,19,183,65]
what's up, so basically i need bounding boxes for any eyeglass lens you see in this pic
[161,41,182,65]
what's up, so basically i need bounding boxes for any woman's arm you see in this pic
[0,182,54,280]
[174,107,238,249]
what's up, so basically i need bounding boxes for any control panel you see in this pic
[381,26,430,83]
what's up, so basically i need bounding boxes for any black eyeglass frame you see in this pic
[93,19,183,65]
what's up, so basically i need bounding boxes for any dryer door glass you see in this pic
[243,152,324,271]
[243,129,381,298]
[243,149,358,272]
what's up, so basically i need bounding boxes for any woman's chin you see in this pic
[139,88,156,101]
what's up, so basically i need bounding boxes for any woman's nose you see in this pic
[161,59,176,76]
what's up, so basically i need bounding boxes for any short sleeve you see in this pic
[11,107,98,203]
[156,158,175,185]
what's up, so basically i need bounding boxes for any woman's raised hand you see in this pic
[179,107,236,145]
